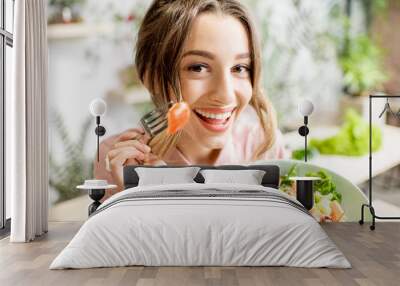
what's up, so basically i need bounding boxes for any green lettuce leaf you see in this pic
[309,109,382,156]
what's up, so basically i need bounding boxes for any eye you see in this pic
[232,64,251,74]
[187,64,208,73]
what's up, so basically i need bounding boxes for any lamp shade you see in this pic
[298,99,314,116]
[89,98,107,117]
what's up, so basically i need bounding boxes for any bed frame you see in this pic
[84,165,280,216]
[123,164,280,189]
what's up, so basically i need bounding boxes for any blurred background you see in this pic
[47,0,400,221]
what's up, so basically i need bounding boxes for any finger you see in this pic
[109,151,143,187]
[109,149,145,172]
[114,140,151,153]
[108,147,146,164]
[143,152,164,165]
[107,147,145,162]
[138,133,151,144]
[124,127,145,134]
[105,154,111,172]
[105,153,136,172]
[126,157,141,166]
[116,130,145,143]
[108,153,126,186]
[145,152,159,162]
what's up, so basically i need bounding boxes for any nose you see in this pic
[209,69,236,104]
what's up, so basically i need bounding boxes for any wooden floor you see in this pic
[0,222,399,286]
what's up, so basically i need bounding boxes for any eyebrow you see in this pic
[182,50,250,60]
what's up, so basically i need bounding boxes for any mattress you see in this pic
[50,183,351,269]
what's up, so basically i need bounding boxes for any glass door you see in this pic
[0,0,14,232]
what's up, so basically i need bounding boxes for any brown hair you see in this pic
[135,0,277,161]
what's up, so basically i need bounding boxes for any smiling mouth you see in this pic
[193,107,236,132]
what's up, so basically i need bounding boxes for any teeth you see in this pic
[195,109,232,120]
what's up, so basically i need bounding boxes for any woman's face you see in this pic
[179,12,253,150]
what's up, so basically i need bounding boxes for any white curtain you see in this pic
[7,0,48,242]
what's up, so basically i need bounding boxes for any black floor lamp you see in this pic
[359,95,400,230]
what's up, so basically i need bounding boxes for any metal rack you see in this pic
[359,95,400,230]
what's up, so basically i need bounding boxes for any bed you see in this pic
[50,164,350,269]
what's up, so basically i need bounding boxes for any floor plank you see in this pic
[0,222,399,286]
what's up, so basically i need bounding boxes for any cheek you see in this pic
[236,80,253,110]
[180,78,209,105]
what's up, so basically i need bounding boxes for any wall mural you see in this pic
[47,0,399,223]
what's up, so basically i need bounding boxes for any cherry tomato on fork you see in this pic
[167,102,191,134]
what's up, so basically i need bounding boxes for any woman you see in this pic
[95,0,288,200]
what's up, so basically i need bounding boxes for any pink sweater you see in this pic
[94,106,288,199]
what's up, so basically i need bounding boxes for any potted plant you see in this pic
[48,0,86,24]
[49,110,93,203]
[335,0,393,124]
[338,34,388,123]
[340,35,387,98]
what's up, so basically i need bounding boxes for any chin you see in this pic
[195,133,229,150]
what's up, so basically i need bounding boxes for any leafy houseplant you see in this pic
[340,35,387,97]
[309,109,382,156]
[338,0,393,98]
[334,1,390,123]
[49,110,93,203]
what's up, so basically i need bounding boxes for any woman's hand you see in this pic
[105,128,155,187]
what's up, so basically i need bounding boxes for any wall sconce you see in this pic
[298,99,314,162]
[89,98,107,162]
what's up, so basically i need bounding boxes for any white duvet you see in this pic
[50,183,351,269]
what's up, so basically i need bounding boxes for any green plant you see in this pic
[310,109,382,156]
[279,163,298,191]
[49,110,93,203]
[305,170,342,203]
[334,0,395,97]
[49,0,85,8]
[340,35,388,96]
[279,164,342,203]
[279,164,345,221]
[291,146,319,161]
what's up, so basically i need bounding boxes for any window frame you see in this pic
[0,0,14,235]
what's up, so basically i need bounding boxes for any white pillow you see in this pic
[200,169,266,185]
[135,167,200,186]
